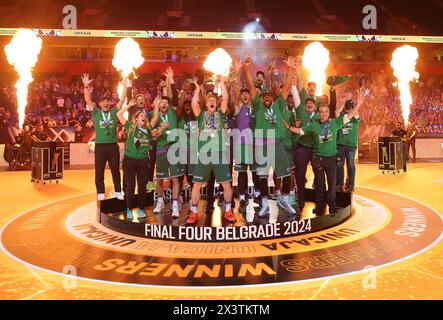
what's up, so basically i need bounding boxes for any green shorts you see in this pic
[182,148,198,176]
[255,141,292,178]
[285,146,295,170]
[155,144,185,180]
[234,143,257,172]
[193,151,232,184]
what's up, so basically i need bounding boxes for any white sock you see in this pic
[239,194,246,201]
[191,204,198,212]
[290,190,295,196]
[173,200,178,208]
[225,203,231,211]
[254,191,260,197]
[276,190,282,196]
[262,197,269,207]
[283,194,289,203]
[157,197,163,203]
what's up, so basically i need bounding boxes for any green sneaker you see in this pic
[276,193,284,209]
[147,181,155,192]
[136,208,146,219]
[126,209,133,221]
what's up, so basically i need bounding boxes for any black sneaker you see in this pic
[239,199,247,211]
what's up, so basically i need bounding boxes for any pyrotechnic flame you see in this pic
[203,48,232,76]
[112,38,144,118]
[391,45,419,123]
[302,42,330,96]
[5,29,42,128]
[203,48,232,97]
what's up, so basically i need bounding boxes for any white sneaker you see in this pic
[258,205,270,218]
[153,201,165,214]
[178,196,183,209]
[115,192,124,200]
[281,199,296,215]
[172,203,180,218]
[97,193,105,201]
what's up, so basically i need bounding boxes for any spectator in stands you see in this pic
[31,124,50,142]
[85,118,94,128]
[0,107,7,128]
[74,122,84,142]
[47,117,57,128]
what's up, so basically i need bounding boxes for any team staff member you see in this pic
[117,99,156,221]
[335,98,362,193]
[284,91,364,214]
[391,122,408,172]
[187,76,235,225]
[82,73,127,201]
[405,121,417,161]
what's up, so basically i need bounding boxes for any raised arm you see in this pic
[346,90,365,121]
[220,76,228,114]
[244,55,257,99]
[335,99,345,118]
[164,67,178,106]
[329,86,337,118]
[81,73,95,110]
[176,90,186,120]
[267,60,278,97]
[116,99,137,126]
[150,96,160,128]
[291,76,301,108]
[116,78,128,110]
[191,78,202,118]
[231,57,242,113]
[282,56,296,100]
[295,58,304,92]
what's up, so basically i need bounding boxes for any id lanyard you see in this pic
[101,110,111,134]
[265,104,277,126]
[320,121,330,142]
[160,112,168,124]
[138,127,149,135]
[160,112,170,135]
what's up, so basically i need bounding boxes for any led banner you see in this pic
[0,28,441,43]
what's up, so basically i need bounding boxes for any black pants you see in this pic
[95,143,121,194]
[148,143,157,181]
[312,155,337,209]
[405,139,416,160]
[295,145,313,206]
[238,170,260,196]
[123,156,149,210]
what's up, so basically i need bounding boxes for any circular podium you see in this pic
[98,188,353,242]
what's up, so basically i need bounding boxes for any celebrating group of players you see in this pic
[82,54,364,225]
